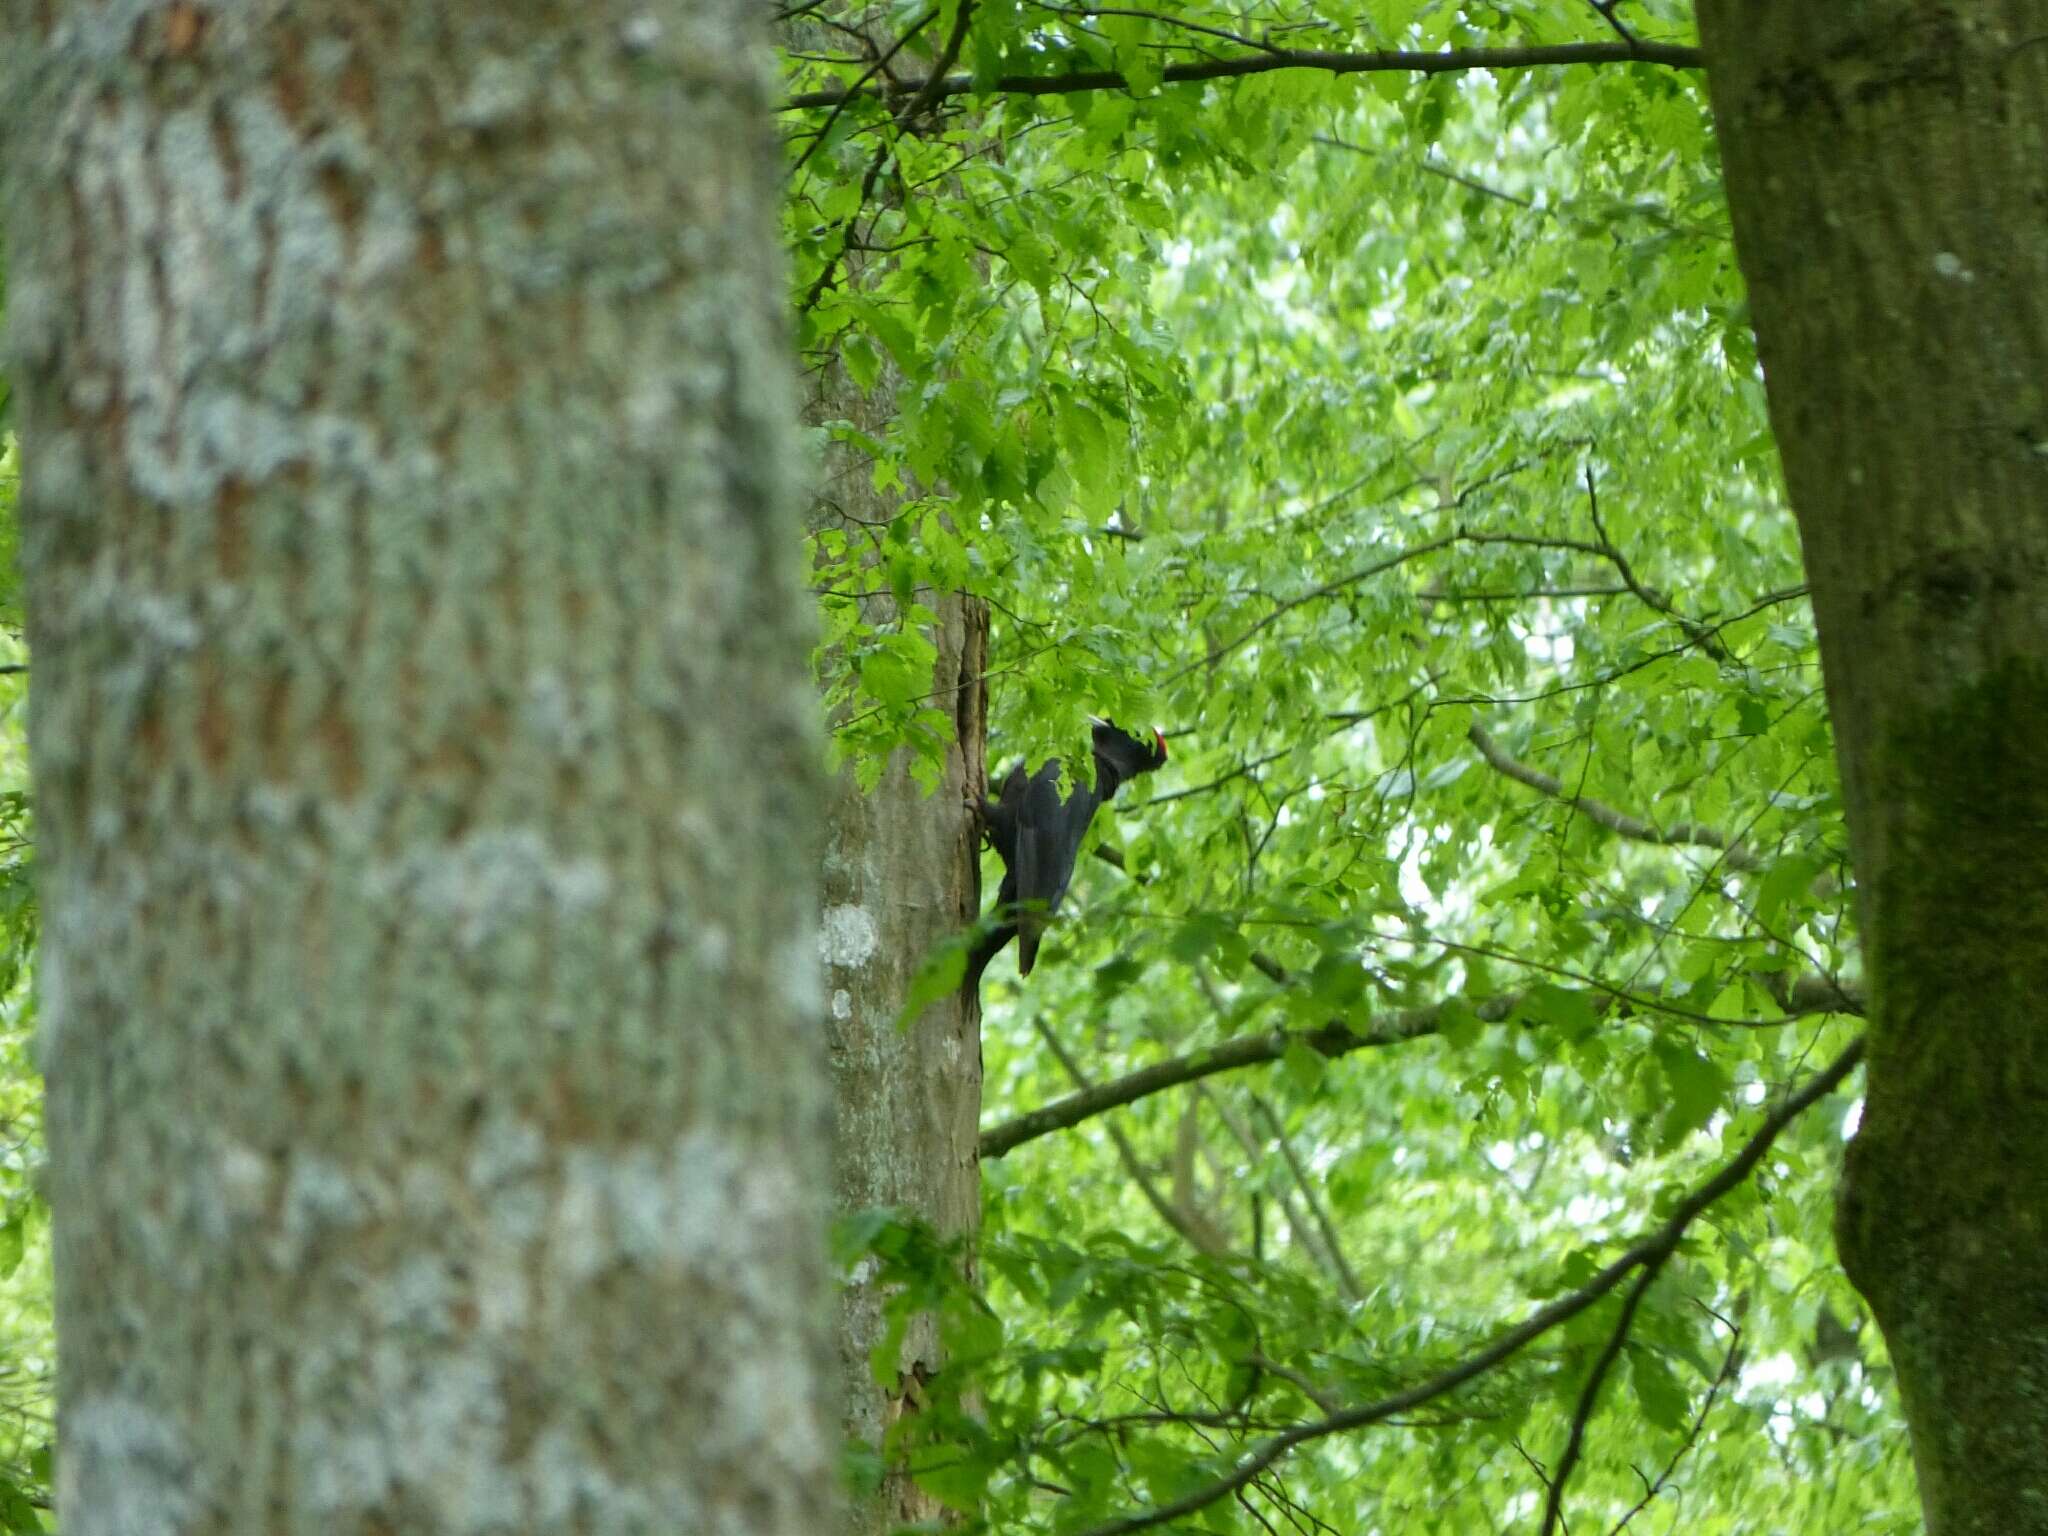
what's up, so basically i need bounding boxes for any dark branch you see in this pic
[1605,1312,1741,1536]
[784,40,1704,111]
[981,994,1510,1159]
[1538,1253,1667,1536]
[977,973,1858,1159]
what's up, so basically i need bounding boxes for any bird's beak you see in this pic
[1153,727,1169,759]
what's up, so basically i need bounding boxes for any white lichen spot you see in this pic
[470,1111,549,1243]
[1,272,60,367]
[1932,250,1974,282]
[818,903,879,971]
[378,830,612,950]
[704,1348,830,1480]
[619,11,664,52]
[32,950,68,1072]
[295,1422,391,1515]
[377,1253,458,1334]
[468,1108,546,1191]
[475,1249,532,1334]
[831,988,853,1021]
[550,1132,815,1289]
[398,1160,459,1227]
[452,55,536,129]
[697,922,732,974]
[212,1140,274,1227]
[521,669,588,756]
[357,184,420,279]
[552,1148,613,1287]
[62,1396,197,1536]
[276,1151,372,1269]
[297,1345,520,1531]
[128,593,201,650]
[623,375,677,444]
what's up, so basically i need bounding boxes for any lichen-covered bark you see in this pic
[2,5,835,1533]
[809,357,988,1535]
[1699,6,2048,1530]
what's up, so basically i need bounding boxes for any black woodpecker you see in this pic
[968,719,1168,985]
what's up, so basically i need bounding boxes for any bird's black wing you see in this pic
[1014,761,1101,975]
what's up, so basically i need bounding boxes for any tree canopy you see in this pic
[0,1,1923,1531]
[789,2,1900,1531]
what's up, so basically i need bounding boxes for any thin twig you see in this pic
[1537,1254,1669,1536]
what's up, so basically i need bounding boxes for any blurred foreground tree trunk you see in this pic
[2,4,836,1531]
[1701,6,2048,1532]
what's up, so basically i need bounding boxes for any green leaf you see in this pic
[896,937,969,1030]
[1628,1347,1693,1434]
[0,1213,23,1280]
[1281,1039,1327,1093]
[1516,984,1599,1040]
[1651,1035,1732,1147]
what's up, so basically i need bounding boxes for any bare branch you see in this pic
[981,993,1507,1159]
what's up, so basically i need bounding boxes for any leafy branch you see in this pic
[1067,1038,1865,1536]
[1467,721,1762,869]
[979,970,1858,1158]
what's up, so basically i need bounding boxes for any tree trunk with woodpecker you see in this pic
[809,352,988,1533]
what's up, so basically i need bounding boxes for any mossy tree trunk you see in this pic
[2,4,836,1532]
[1699,6,2048,1531]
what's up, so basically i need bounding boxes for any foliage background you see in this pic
[790,1,1907,1531]
[0,1,1907,1530]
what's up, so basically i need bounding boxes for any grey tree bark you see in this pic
[777,20,990,1529]
[2,5,836,1533]
[1699,5,2048,1531]
[810,361,988,1533]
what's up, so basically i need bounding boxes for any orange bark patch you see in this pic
[417,221,446,273]
[208,102,243,200]
[216,475,251,579]
[273,32,309,126]
[162,1,206,57]
[197,658,232,775]
[338,53,375,118]
[317,162,364,239]
[259,671,293,780]
[135,699,168,771]
[317,693,362,799]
